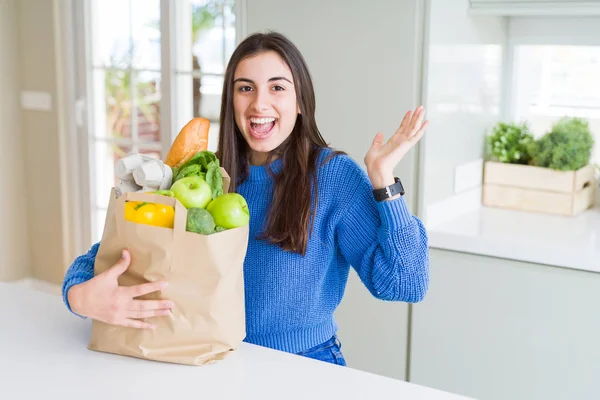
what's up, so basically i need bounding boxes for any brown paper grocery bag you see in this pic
[88,168,249,365]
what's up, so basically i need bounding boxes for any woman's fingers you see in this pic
[103,249,131,279]
[129,299,175,311]
[392,111,411,138]
[112,300,174,329]
[394,107,425,139]
[406,109,420,135]
[408,120,429,145]
[397,110,411,132]
[127,309,172,319]
[121,318,156,330]
[126,281,168,298]
[409,106,424,129]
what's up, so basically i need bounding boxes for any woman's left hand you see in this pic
[364,106,428,190]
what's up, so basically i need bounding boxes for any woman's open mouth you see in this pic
[248,117,277,140]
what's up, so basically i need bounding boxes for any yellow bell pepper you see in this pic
[124,201,141,222]
[124,201,175,229]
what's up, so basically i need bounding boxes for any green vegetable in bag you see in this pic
[172,151,223,199]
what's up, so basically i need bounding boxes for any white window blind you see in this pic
[509,17,600,46]
[469,1,600,16]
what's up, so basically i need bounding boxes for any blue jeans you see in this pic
[296,335,347,366]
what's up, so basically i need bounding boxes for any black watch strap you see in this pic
[373,177,405,201]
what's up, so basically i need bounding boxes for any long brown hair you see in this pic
[217,31,342,255]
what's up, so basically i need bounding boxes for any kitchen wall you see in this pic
[0,0,68,285]
[246,0,425,212]
[0,0,31,281]
[419,0,506,224]
[246,0,426,380]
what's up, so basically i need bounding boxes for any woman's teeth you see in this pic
[250,117,276,124]
[249,117,276,137]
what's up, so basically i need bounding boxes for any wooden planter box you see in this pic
[482,161,596,216]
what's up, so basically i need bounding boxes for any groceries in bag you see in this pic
[88,118,249,365]
[115,117,249,234]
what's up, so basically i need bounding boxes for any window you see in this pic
[79,0,239,244]
[508,18,600,166]
[173,0,237,153]
[511,45,600,162]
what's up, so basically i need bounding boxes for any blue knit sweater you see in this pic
[62,148,429,354]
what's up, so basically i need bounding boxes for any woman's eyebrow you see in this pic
[233,78,254,84]
[233,77,293,84]
[268,76,292,83]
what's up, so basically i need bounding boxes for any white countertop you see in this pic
[428,206,600,273]
[0,283,471,400]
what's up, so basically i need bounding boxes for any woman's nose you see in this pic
[250,89,270,111]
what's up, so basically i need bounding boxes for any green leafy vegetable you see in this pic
[172,151,223,199]
[175,164,203,181]
[205,160,223,199]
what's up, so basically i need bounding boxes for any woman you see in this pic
[62,32,430,367]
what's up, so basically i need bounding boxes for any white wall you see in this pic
[245,0,426,380]
[420,0,506,223]
[0,0,69,285]
[17,0,67,285]
[0,0,31,281]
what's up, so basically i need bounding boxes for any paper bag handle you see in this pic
[114,191,188,233]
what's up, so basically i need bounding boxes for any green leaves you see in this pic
[528,117,595,171]
[486,122,535,164]
[181,151,217,171]
[205,161,223,199]
[175,164,202,181]
[487,117,595,171]
[173,151,223,199]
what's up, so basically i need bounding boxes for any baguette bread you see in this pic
[165,117,210,168]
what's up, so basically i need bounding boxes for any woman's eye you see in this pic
[272,85,285,91]
[238,86,253,92]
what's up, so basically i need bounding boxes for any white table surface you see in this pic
[0,283,472,400]
[428,206,600,273]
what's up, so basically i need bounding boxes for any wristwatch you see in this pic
[373,177,405,201]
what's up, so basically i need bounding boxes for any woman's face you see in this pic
[233,51,300,165]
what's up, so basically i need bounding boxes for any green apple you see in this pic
[206,193,250,229]
[150,190,175,197]
[170,176,212,209]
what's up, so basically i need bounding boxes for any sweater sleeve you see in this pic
[61,242,100,318]
[334,163,430,303]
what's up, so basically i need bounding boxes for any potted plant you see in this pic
[483,117,596,216]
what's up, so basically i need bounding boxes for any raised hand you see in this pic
[364,106,429,190]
